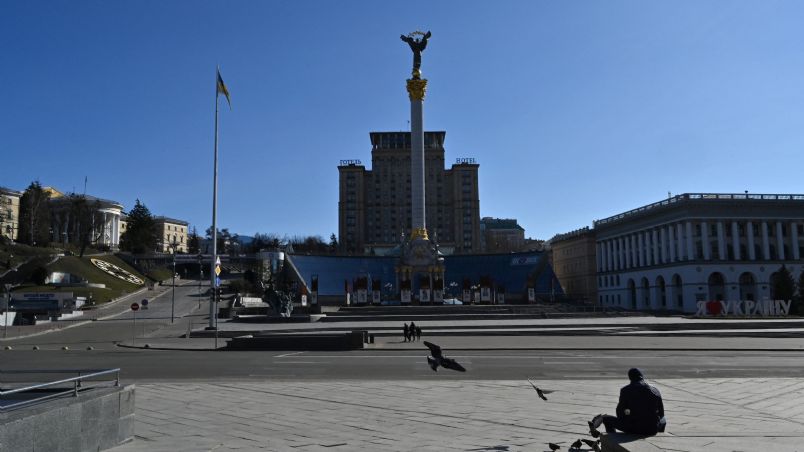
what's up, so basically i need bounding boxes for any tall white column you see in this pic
[761,221,770,260]
[747,221,756,260]
[685,222,694,260]
[659,228,667,263]
[652,229,659,266]
[410,95,425,233]
[791,221,800,260]
[637,233,645,267]
[716,221,726,260]
[776,221,785,260]
[607,240,614,271]
[668,225,676,262]
[618,238,625,270]
[625,236,631,268]
[731,221,740,261]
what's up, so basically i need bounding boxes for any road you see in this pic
[3,348,804,382]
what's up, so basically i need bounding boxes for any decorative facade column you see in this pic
[716,221,726,260]
[701,221,710,260]
[637,232,645,267]
[659,228,667,263]
[731,221,740,261]
[776,221,785,260]
[624,236,631,268]
[651,229,659,266]
[668,225,676,262]
[761,221,770,260]
[791,221,800,260]
[685,221,694,260]
[747,221,756,260]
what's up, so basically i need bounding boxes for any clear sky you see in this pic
[4,1,804,241]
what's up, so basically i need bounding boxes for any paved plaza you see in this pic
[111,377,804,452]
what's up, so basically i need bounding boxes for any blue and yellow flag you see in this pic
[216,68,231,108]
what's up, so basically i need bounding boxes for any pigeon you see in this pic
[527,378,553,400]
[588,421,601,438]
[569,439,583,450]
[581,439,601,452]
[424,341,466,372]
[548,443,560,451]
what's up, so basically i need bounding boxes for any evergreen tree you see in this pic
[119,200,158,254]
[771,264,796,301]
[188,226,200,254]
[329,233,338,253]
[67,194,105,257]
[17,181,51,246]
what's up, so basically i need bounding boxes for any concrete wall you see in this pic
[0,384,135,451]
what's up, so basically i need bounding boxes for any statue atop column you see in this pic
[400,31,432,79]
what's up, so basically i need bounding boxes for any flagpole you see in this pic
[209,67,220,330]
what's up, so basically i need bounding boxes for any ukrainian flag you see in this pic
[216,68,231,107]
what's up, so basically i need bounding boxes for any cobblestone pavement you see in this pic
[111,378,804,452]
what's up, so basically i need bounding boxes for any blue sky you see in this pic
[4,1,804,240]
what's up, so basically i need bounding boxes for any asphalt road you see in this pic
[3,348,804,382]
[3,282,804,383]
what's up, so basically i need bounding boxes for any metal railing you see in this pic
[0,368,120,411]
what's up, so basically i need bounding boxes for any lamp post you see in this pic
[169,238,178,323]
[4,283,11,339]
[197,253,203,309]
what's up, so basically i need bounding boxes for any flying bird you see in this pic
[570,439,582,450]
[548,443,560,451]
[424,341,466,372]
[527,378,553,400]
[581,439,601,452]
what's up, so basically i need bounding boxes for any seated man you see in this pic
[589,368,666,436]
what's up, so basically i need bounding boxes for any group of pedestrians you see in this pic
[403,322,421,342]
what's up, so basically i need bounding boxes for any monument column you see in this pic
[407,78,427,238]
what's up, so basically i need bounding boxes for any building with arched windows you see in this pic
[593,193,804,312]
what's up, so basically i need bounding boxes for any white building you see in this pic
[594,193,804,313]
[47,188,124,249]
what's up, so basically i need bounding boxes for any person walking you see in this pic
[589,368,666,437]
[416,325,422,341]
[409,322,417,342]
[403,323,409,342]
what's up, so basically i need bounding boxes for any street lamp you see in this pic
[169,238,178,323]
[4,283,13,339]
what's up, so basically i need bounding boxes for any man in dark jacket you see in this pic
[589,368,666,436]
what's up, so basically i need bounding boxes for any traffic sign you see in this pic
[141,299,149,309]
[215,256,221,266]
[214,265,221,276]
[130,302,140,311]
[215,277,221,287]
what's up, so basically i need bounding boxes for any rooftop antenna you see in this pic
[84,176,87,196]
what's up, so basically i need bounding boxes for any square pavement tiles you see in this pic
[111,378,804,452]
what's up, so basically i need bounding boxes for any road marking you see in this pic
[543,361,589,365]
[273,361,323,364]
[275,351,305,358]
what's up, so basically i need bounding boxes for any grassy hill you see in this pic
[10,254,147,305]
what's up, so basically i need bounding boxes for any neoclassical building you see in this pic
[47,188,124,249]
[0,186,22,241]
[594,193,804,312]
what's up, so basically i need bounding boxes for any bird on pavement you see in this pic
[424,341,466,372]
[581,439,601,452]
[570,439,582,450]
[527,378,553,400]
[548,443,560,451]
